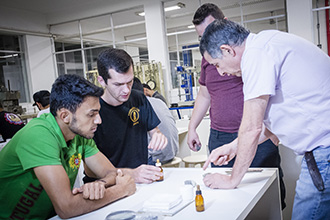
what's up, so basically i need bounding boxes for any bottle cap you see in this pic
[156,159,161,166]
[196,184,202,195]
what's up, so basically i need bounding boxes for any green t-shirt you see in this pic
[0,113,99,220]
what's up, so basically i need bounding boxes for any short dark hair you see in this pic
[50,74,104,116]
[33,90,50,107]
[192,3,225,25]
[97,48,133,84]
[142,83,151,90]
[200,19,249,59]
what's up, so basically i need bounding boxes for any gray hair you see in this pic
[200,19,250,59]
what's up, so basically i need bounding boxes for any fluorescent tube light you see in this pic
[137,2,185,16]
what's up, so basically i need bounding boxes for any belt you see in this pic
[305,151,324,191]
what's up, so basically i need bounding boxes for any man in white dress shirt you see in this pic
[200,19,330,219]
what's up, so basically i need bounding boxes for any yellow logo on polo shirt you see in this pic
[69,153,82,171]
[128,107,140,126]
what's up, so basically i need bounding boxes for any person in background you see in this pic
[0,74,136,219]
[200,19,330,220]
[188,3,286,208]
[32,90,50,117]
[133,77,179,165]
[83,48,167,184]
[0,102,25,141]
[142,83,167,105]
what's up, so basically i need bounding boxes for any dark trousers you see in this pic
[208,128,286,209]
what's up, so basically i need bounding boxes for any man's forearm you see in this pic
[188,93,210,130]
[97,170,117,187]
[231,127,262,186]
[230,104,263,184]
[56,184,129,219]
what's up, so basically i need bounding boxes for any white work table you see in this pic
[177,126,188,135]
[50,168,282,220]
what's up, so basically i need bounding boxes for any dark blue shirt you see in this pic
[94,90,160,168]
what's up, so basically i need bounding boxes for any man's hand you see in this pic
[203,173,238,189]
[132,164,163,183]
[187,129,201,151]
[116,169,136,197]
[203,141,237,170]
[148,129,168,151]
[72,180,106,200]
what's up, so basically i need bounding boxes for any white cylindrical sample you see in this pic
[180,185,194,201]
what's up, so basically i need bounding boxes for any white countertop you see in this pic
[50,168,282,220]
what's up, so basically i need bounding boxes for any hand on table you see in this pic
[133,164,163,184]
[72,179,106,200]
[203,173,237,189]
[116,169,136,197]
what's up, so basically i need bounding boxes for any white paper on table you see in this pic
[140,193,194,216]
[143,193,182,210]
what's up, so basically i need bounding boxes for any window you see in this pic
[0,34,29,103]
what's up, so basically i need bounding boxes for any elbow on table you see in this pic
[56,209,73,219]
[56,211,72,219]
[54,203,78,219]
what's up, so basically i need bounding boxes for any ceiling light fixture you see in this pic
[137,2,185,16]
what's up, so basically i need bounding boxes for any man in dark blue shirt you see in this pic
[84,48,168,184]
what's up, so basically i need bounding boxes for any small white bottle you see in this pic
[155,159,164,181]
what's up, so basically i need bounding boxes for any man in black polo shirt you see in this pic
[84,48,168,184]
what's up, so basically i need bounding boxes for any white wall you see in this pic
[286,0,314,42]
[143,0,171,102]
[25,35,57,99]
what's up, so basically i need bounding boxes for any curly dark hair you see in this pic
[50,74,103,116]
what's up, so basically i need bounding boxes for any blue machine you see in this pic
[176,65,194,101]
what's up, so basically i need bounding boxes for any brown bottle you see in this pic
[155,159,164,181]
[195,185,205,212]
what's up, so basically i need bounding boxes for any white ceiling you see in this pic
[1,0,125,14]
[0,0,285,22]
[0,0,286,49]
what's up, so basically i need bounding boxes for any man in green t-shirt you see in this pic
[0,74,136,220]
